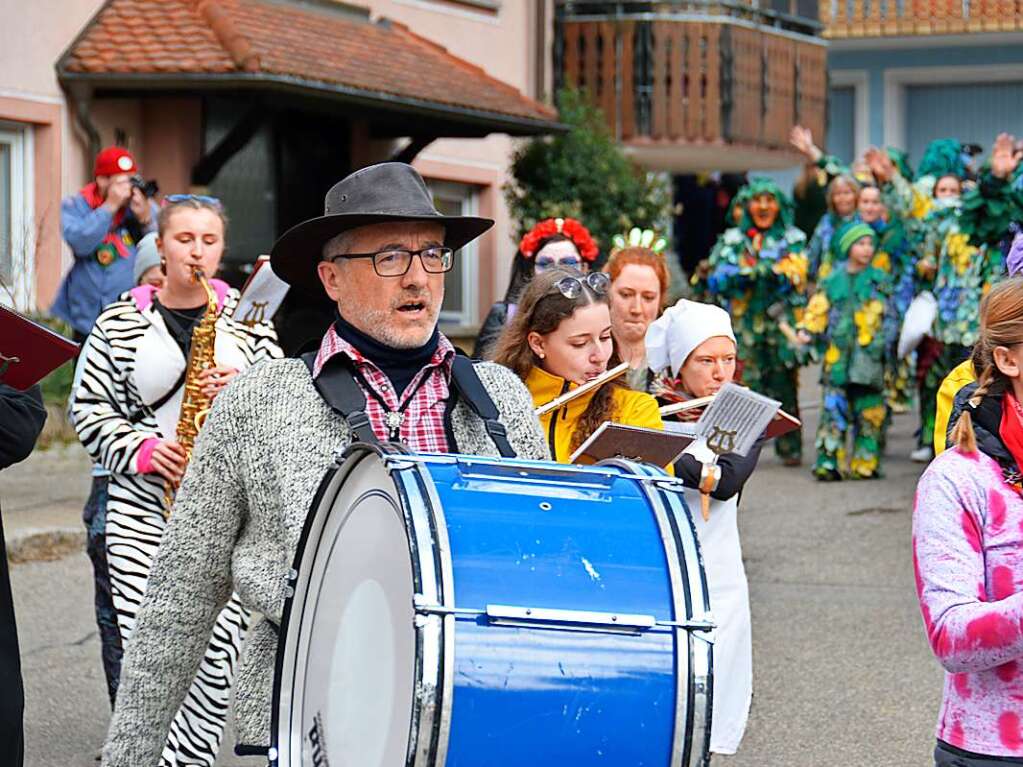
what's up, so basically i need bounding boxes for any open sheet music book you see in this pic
[569,422,694,466]
[764,408,801,440]
[0,306,79,389]
[235,255,289,326]
[659,394,715,417]
[695,382,780,457]
[661,385,801,447]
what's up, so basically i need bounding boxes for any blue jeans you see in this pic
[83,475,122,706]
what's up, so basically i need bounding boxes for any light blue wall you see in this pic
[827,42,1023,154]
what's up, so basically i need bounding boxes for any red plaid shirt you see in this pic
[312,324,455,452]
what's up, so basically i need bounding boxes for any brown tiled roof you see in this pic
[59,0,557,128]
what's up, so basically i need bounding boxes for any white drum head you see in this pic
[277,455,415,767]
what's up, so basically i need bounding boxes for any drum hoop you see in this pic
[599,459,713,767]
[400,461,456,767]
[657,474,715,767]
[270,447,372,766]
[384,457,451,767]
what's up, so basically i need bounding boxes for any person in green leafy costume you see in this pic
[796,223,892,480]
[698,177,809,464]
[806,174,860,279]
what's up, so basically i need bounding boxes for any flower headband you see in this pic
[518,217,599,262]
[611,227,667,255]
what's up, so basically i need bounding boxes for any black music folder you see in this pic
[0,306,79,390]
[569,422,694,466]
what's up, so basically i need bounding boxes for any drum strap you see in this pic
[300,350,517,457]
[451,353,517,458]
[300,351,379,445]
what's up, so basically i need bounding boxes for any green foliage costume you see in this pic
[798,223,892,479]
[700,178,809,461]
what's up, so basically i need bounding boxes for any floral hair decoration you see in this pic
[611,227,668,255]
[518,217,599,262]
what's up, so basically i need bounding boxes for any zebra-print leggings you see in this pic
[106,475,249,767]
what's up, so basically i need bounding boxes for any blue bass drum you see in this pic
[271,445,713,767]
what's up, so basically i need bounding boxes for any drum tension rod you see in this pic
[412,596,715,637]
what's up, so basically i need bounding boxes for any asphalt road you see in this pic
[12,402,942,767]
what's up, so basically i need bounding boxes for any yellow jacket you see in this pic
[525,366,666,465]
[934,359,975,454]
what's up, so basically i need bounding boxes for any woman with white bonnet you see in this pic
[646,298,760,757]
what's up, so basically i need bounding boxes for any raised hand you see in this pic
[789,125,822,162]
[864,146,896,183]
[991,132,1022,180]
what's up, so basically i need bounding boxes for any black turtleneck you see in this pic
[334,314,440,397]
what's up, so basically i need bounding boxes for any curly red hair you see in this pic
[518,217,599,262]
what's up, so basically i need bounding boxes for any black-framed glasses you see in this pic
[164,193,222,207]
[328,246,454,277]
[554,271,610,299]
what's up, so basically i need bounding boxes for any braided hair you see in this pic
[951,277,1023,453]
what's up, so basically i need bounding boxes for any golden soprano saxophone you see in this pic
[163,267,219,517]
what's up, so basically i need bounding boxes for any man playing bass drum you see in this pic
[99,163,548,765]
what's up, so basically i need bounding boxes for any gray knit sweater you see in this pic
[101,357,549,765]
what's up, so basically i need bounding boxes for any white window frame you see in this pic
[829,69,870,161]
[429,179,480,328]
[0,122,34,310]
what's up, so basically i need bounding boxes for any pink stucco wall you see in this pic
[366,0,552,321]
[0,0,554,323]
[0,0,106,310]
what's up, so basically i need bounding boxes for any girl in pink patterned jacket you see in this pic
[915,276,1023,765]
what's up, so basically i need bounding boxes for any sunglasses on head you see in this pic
[553,271,610,299]
[163,193,222,208]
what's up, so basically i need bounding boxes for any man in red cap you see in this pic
[51,146,158,341]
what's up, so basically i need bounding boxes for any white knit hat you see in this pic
[133,232,161,285]
[645,299,736,377]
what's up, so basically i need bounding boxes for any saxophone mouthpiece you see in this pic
[191,267,205,284]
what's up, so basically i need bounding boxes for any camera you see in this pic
[130,174,159,198]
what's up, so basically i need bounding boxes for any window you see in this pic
[0,123,33,309]
[428,180,479,327]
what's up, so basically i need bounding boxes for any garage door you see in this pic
[905,81,1023,171]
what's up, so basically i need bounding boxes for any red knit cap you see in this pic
[93,147,137,178]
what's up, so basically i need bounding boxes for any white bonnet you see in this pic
[645,299,736,377]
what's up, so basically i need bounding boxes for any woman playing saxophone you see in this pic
[70,195,282,767]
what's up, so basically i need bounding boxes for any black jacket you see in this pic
[472,301,511,360]
[674,438,764,502]
[0,384,46,767]
[947,382,1020,485]
[0,385,47,470]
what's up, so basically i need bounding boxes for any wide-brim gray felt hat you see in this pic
[270,162,493,295]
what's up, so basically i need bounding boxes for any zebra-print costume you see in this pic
[71,281,281,767]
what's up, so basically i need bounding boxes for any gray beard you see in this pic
[339,303,438,349]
